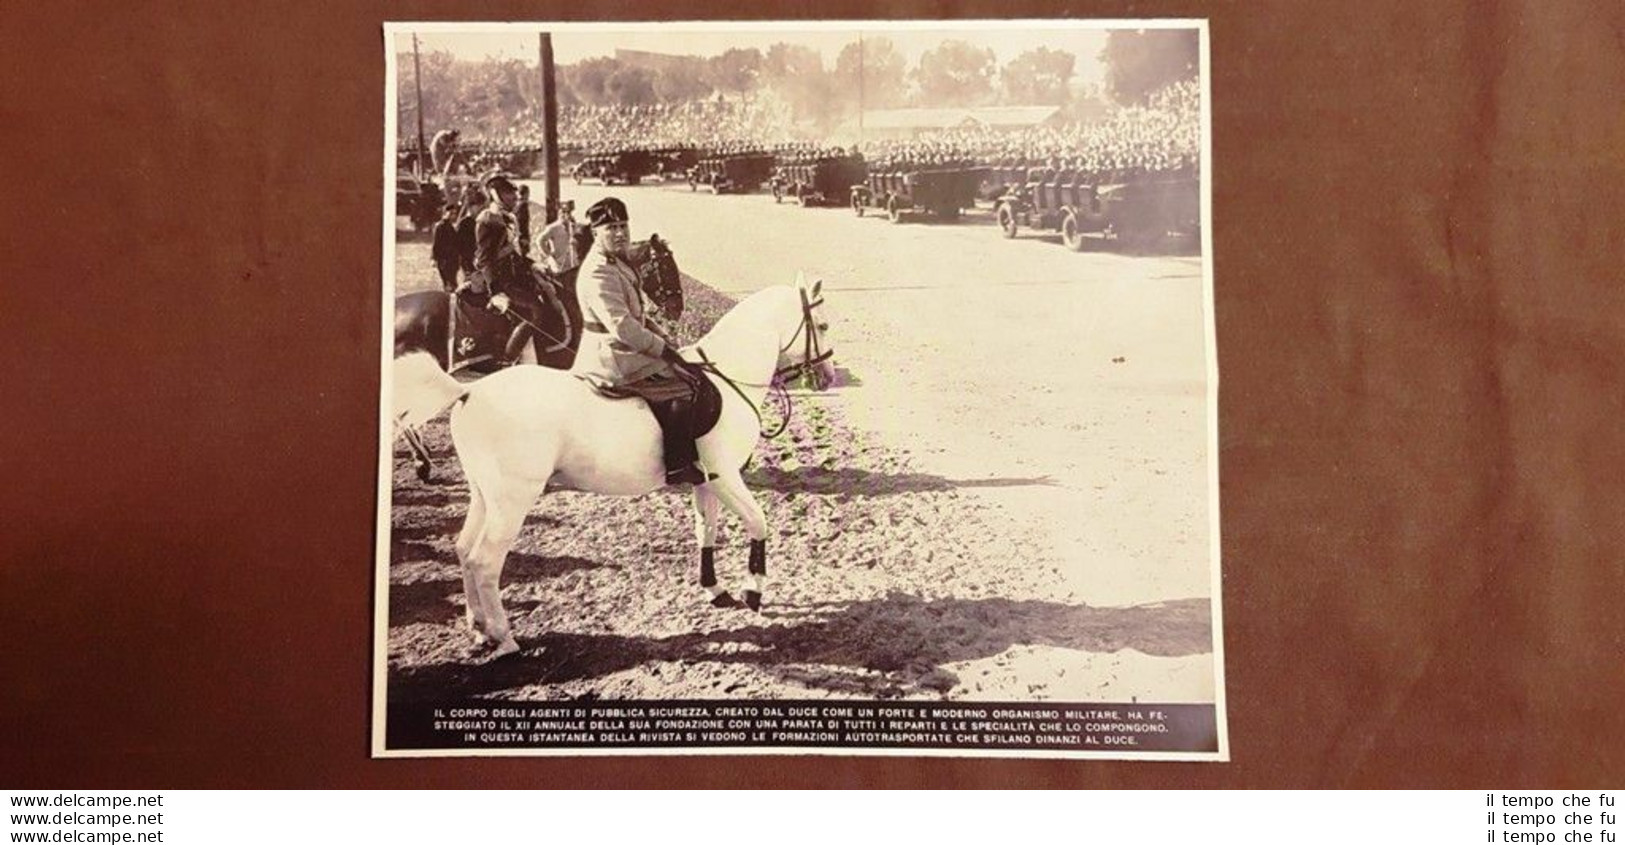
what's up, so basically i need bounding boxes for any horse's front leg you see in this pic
[403,425,433,482]
[692,484,739,608]
[707,471,770,612]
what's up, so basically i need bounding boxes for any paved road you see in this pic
[528,178,1215,609]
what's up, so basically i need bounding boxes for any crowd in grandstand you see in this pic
[489,99,797,153]
[861,79,1200,183]
[403,79,1200,187]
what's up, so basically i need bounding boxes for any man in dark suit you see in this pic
[429,204,461,291]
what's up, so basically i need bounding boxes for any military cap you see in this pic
[586,197,629,228]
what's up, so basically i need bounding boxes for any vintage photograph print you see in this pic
[376,20,1222,759]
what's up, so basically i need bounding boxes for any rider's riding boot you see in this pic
[502,325,532,366]
[654,395,706,486]
[665,462,706,486]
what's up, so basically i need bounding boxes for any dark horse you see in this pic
[394,235,685,481]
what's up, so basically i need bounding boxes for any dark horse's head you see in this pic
[570,229,682,321]
[631,234,684,321]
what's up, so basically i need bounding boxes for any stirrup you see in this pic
[664,464,709,486]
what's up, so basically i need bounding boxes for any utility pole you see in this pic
[412,33,427,180]
[857,32,865,148]
[540,33,560,223]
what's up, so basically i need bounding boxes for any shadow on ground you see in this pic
[744,464,1057,497]
[389,593,1211,702]
[388,553,619,629]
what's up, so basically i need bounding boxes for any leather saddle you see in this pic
[588,365,724,440]
[446,289,514,374]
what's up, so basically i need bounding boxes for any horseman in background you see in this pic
[571,197,707,487]
[430,128,462,184]
[471,172,558,367]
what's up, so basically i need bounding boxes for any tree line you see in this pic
[400,31,1197,136]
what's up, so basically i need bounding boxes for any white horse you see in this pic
[392,275,836,657]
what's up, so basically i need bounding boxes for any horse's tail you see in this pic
[392,351,468,432]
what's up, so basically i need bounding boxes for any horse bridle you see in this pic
[696,286,833,439]
[775,287,834,382]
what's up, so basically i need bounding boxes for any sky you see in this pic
[395,22,1149,87]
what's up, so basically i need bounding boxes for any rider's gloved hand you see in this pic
[490,293,511,314]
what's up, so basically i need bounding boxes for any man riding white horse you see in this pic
[572,196,708,486]
[392,270,837,654]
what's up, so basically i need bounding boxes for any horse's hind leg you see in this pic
[466,480,546,658]
[455,482,490,645]
[708,471,770,612]
[402,425,433,482]
[692,485,739,608]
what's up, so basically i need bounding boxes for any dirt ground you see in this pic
[385,179,1217,704]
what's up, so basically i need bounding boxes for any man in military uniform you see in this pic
[571,197,707,487]
[474,172,558,366]
[516,184,533,258]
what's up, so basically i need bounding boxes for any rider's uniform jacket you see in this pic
[571,245,672,388]
[473,204,524,296]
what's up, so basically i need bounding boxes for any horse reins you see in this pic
[497,272,575,353]
[503,306,572,353]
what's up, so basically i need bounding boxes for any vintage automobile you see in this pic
[771,154,868,207]
[687,152,777,194]
[994,175,1200,251]
[571,149,658,186]
[395,172,446,232]
[851,166,989,223]
[648,146,701,181]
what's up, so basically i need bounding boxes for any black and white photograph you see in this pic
[376,19,1221,758]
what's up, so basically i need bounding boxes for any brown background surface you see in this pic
[2,1,1622,788]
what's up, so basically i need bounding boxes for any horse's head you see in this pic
[632,234,685,322]
[781,273,837,392]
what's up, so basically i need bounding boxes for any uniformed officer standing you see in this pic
[570,197,706,486]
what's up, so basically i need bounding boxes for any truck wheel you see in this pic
[1062,210,1086,252]
[887,196,903,223]
[997,204,1018,238]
